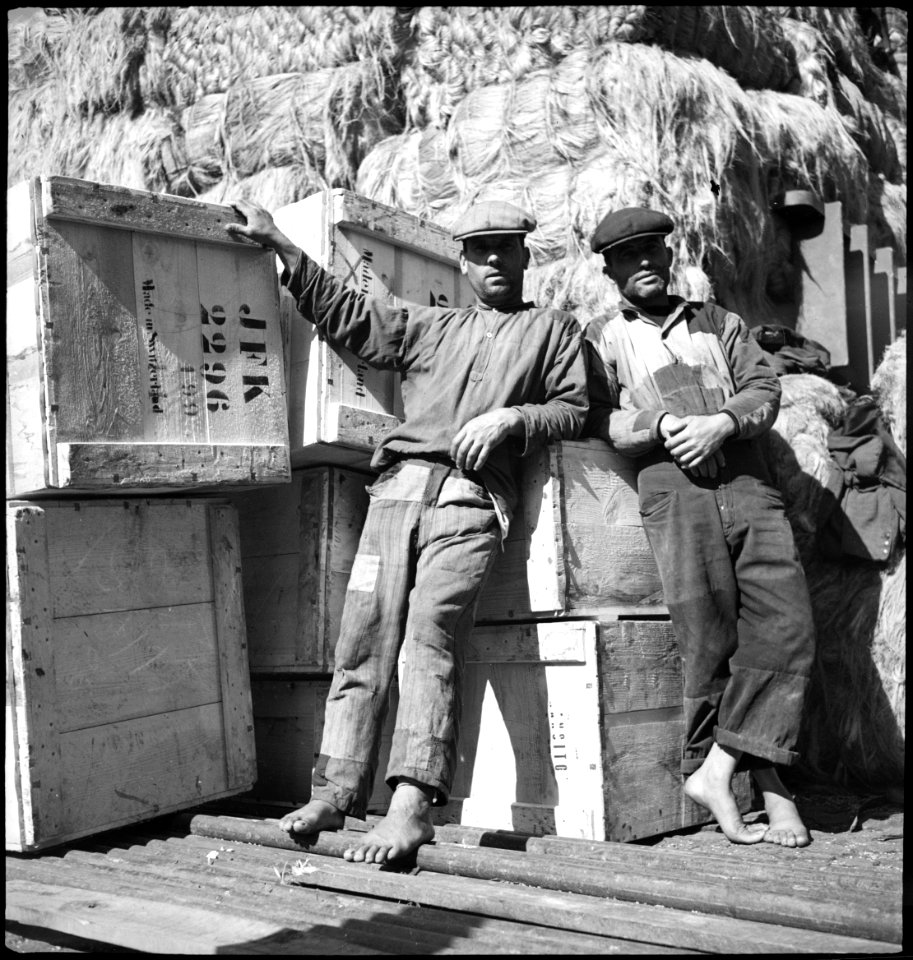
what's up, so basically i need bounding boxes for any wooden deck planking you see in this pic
[6,810,901,956]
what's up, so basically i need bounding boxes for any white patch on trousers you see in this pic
[347,553,380,592]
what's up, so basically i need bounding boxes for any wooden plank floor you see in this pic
[5,784,903,955]
[6,792,903,956]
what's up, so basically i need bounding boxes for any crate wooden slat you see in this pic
[476,439,666,621]
[5,497,257,851]
[229,465,371,673]
[6,176,290,497]
[272,189,474,468]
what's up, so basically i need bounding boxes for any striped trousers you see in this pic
[310,459,502,818]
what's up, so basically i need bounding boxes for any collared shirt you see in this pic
[583,295,781,457]
[283,252,588,530]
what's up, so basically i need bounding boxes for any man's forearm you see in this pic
[264,229,302,276]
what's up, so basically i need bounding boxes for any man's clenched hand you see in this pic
[661,412,734,479]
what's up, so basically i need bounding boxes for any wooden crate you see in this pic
[476,439,666,621]
[6,176,290,498]
[272,189,474,468]
[246,618,749,841]
[229,465,371,673]
[5,497,256,851]
[440,617,751,842]
[247,678,394,814]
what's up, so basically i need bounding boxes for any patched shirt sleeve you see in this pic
[282,251,412,370]
[511,317,589,453]
[584,322,665,456]
[717,311,781,438]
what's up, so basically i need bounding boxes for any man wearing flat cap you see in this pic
[584,206,815,848]
[228,198,587,863]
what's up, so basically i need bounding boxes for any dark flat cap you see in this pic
[590,207,674,254]
[452,200,537,241]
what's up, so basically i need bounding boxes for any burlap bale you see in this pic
[153,6,406,109]
[178,62,400,194]
[871,332,907,456]
[400,6,657,129]
[764,363,906,790]
[765,374,847,558]
[354,128,458,216]
[195,164,323,212]
[652,6,798,91]
[833,73,903,181]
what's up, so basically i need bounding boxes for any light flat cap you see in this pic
[452,200,537,241]
[590,207,674,254]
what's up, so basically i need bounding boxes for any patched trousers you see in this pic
[637,441,815,775]
[311,459,502,818]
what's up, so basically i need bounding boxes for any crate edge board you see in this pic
[36,175,265,247]
[207,502,257,788]
[40,443,292,494]
[326,189,465,266]
[5,784,256,853]
[323,402,401,450]
[6,504,63,849]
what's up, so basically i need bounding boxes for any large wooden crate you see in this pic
[6,176,290,498]
[5,497,256,851]
[443,617,751,841]
[229,465,371,673]
[272,189,473,468]
[245,618,748,841]
[476,439,666,621]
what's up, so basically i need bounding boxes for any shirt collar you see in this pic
[475,299,537,313]
[618,294,689,331]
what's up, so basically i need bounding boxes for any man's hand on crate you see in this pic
[451,408,524,471]
[227,199,301,274]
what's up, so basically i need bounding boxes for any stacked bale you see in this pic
[765,335,906,790]
[7,7,411,210]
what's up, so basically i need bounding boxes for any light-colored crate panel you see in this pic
[6,176,290,497]
[477,439,666,621]
[6,497,255,852]
[52,605,221,731]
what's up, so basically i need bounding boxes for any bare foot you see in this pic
[684,743,767,845]
[752,767,811,848]
[344,783,434,864]
[277,798,345,835]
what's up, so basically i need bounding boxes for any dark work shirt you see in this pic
[283,251,588,528]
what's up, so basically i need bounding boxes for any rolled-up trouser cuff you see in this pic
[310,754,371,820]
[714,726,800,767]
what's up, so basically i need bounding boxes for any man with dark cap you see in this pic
[227,198,587,863]
[584,207,814,847]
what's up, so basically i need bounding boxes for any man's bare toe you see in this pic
[278,800,344,835]
[764,824,810,848]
